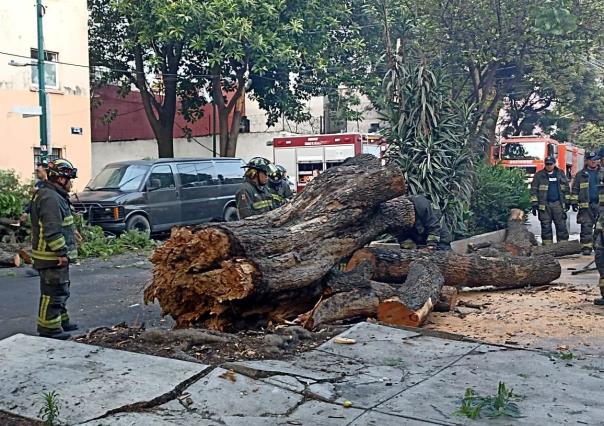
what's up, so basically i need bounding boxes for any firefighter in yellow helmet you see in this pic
[31,159,79,339]
[236,157,277,219]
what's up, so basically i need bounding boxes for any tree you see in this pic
[575,123,604,150]
[90,0,363,158]
[89,0,200,158]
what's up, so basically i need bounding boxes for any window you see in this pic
[87,165,149,192]
[195,162,217,186]
[31,49,58,89]
[33,147,62,169]
[177,164,198,187]
[148,165,175,190]
[216,161,245,184]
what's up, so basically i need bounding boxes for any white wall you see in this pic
[91,131,289,177]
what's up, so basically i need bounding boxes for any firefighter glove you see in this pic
[564,204,571,212]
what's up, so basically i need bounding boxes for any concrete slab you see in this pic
[350,410,454,426]
[377,346,604,425]
[0,334,208,425]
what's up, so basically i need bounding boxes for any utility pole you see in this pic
[36,0,49,164]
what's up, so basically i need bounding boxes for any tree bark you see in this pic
[377,260,444,327]
[347,247,561,288]
[145,155,415,329]
[0,249,21,268]
[532,240,582,257]
[434,286,459,312]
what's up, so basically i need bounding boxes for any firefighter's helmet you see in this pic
[47,158,78,179]
[269,165,287,181]
[243,157,275,175]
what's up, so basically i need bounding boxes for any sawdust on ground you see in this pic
[426,284,604,352]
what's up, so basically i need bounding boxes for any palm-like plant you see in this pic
[380,57,476,234]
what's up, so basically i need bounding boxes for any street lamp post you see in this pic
[36,0,49,164]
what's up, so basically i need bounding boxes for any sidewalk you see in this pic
[1,322,603,425]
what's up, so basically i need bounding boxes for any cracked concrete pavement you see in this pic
[1,322,603,425]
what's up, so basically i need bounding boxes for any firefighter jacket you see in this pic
[236,178,275,219]
[530,168,570,210]
[269,179,294,207]
[571,166,604,209]
[408,195,450,247]
[31,181,78,269]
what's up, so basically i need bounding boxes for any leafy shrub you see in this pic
[466,163,531,235]
[78,225,156,259]
[0,170,31,219]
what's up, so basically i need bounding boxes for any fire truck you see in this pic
[490,136,585,181]
[273,133,386,191]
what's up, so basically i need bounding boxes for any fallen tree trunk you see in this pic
[531,240,582,257]
[377,260,444,327]
[347,247,561,288]
[145,155,416,329]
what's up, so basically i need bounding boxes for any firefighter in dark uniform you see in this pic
[571,151,603,255]
[396,195,452,250]
[236,157,277,219]
[530,157,570,245]
[268,165,294,207]
[31,159,79,339]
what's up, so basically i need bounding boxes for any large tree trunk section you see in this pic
[347,247,561,288]
[502,209,537,256]
[145,156,416,329]
[377,260,444,327]
[532,240,582,257]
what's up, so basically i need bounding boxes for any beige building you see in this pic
[0,0,91,188]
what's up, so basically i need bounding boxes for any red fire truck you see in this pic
[490,136,585,181]
[273,133,386,191]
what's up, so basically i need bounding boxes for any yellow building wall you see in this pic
[0,0,91,189]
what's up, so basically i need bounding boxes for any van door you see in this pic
[176,161,220,224]
[145,164,181,231]
[195,161,224,221]
[215,160,246,217]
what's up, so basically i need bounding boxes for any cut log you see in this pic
[531,240,582,257]
[347,247,561,288]
[0,249,20,268]
[145,155,416,329]
[434,286,459,312]
[377,260,444,327]
[502,208,537,256]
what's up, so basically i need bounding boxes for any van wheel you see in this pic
[224,206,239,222]
[126,215,151,235]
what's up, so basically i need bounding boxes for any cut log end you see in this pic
[378,297,434,327]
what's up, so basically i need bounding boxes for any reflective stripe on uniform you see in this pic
[580,182,589,189]
[530,196,538,203]
[32,249,59,261]
[38,221,46,252]
[579,203,590,209]
[599,278,604,289]
[37,295,61,329]
[426,234,440,243]
[48,236,66,251]
[538,185,549,191]
[62,216,74,226]
[539,205,546,211]
[252,200,273,210]
[271,194,284,202]
[542,239,553,245]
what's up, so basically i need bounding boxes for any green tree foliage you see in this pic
[89,0,362,157]
[575,123,604,150]
[0,170,31,219]
[467,163,531,235]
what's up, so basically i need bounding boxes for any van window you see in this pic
[177,164,198,187]
[148,165,175,189]
[195,162,216,186]
[216,161,245,184]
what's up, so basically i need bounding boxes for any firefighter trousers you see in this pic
[538,201,569,245]
[37,266,71,335]
[578,203,599,250]
[594,231,604,298]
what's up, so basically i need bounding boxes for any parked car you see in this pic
[72,158,246,234]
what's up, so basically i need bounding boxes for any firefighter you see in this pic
[571,151,603,255]
[268,165,294,207]
[31,159,79,339]
[396,195,452,251]
[236,157,276,219]
[530,157,571,245]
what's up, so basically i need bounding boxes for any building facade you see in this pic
[0,0,92,188]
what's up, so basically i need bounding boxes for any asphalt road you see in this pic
[0,253,171,340]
